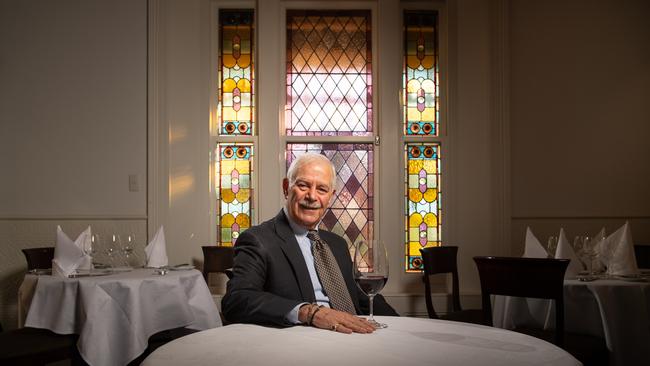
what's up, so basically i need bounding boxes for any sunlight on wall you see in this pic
[170,171,195,201]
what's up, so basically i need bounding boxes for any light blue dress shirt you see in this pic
[283,207,331,324]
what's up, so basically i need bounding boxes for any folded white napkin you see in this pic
[524,227,549,258]
[600,222,639,276]
[145,226,168,268]
[554,228,582,278]
[52,226,93,277]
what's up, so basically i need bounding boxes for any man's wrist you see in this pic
[298,303,322,325]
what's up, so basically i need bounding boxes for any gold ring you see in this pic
[332,323,339,331]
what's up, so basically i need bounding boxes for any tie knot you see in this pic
[307,230,320,242]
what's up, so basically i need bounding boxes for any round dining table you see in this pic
[493,276,650,366]
[142,316,579,366]
[18,268,221,366]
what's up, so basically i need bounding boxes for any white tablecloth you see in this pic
[142,316,579,366]
[493,278,650,365]
[19,268,221,366]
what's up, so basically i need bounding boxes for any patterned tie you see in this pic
[307,230,356,314]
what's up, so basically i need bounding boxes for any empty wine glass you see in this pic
[86,233,100,272]
[547,236,558,257]
[601,237,619,278]
[579,236,599,278]
[353,239,389,329]
[122,234,136,268]
[105,234,120,268]
[573,236,590,271]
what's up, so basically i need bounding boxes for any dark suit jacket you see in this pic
[222,210,398,326]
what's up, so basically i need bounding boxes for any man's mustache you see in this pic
[298,200,322,209]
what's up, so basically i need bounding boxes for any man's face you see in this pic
[283,160,335,230]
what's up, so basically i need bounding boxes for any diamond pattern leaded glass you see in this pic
[286,10,372,136]
[404,11,437,136]
[287,144,374,252]
[405,143,441,271]
[217,144,253,246]
[219,10,254,136]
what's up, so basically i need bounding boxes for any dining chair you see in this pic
[419,246,484,324]
[21,247,55,270]
[201,245,234,282]
[473,256,608,366]
[634,244,650,268]
[0,322,81,366]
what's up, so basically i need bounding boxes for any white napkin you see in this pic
[52,226,93,277]
[523,227,549,258]
[554,228,582,278]
[600,222,639,276]
[145,226,168,268]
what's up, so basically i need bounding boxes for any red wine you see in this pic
[355,276,387,296]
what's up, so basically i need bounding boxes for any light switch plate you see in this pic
[129,174,139,192]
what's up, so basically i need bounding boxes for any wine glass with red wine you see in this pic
[353,239,389,328]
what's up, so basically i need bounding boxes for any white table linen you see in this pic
[19,268,221,366]
[142,316,579,366]
[493,278,650,366]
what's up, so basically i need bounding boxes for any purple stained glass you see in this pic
[286,143,374,251]
[286,10,373,137]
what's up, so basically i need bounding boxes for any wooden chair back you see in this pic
[634,244,650,268]
[201,246,234,282]
[21,247,55,270]
[420,246,462,318]
[473,256,569,346]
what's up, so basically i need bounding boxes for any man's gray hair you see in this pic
[286,152,336,190]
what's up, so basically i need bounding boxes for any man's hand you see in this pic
[300,304,375,334]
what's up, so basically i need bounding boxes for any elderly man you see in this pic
[222,153,397,333]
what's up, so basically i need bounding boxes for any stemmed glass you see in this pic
[573,236,590,271]
[106,234,119,268]
[86,233,100,272]
[577,236,598,278]
[547,236,558,257]
[601,237,619,278]
[353,239,389,329]
[122,234,136,268]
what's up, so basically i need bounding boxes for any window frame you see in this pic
[210,0,450,277]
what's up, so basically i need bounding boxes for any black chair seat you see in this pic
[0,327,79,365]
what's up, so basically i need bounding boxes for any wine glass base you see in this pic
[368,319,387,329]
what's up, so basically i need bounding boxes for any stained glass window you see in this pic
[286,10,372,136]
[217,144,254,246]
[219,10,254,136]
[403,9,441,272]
[287,144,374,251]
[405,144,441,271]
[404,11,437,136]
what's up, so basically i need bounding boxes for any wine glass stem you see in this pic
[368,295,375,321]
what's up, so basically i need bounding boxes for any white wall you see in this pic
[0,0,147,217]
[0,0,147,329]
[509,0,650,252]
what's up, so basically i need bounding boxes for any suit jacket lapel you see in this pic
[273,210,316,303]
